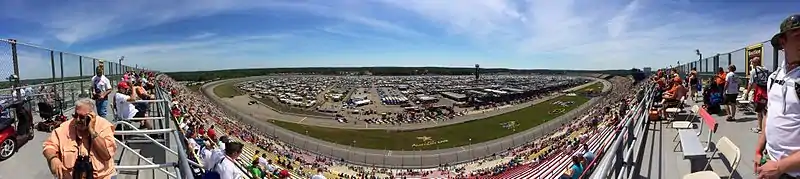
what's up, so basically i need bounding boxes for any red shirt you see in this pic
[207,128,217,140]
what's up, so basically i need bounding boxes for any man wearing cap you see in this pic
[756,14,800,179]
[114,81,139,122]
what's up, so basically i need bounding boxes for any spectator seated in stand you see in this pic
[659,77,686,119]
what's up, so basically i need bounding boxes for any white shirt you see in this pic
[210,156,244,179]
[311,173,327,179]
[724,72,739,94]
[91,75,112,94]
[204,149,224,171]
[765,62,800,176]
[114,93,139,120]
[257,157,268,168]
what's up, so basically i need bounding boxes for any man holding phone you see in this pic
[43,98,117,179]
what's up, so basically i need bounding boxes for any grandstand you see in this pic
[0,34,781,179]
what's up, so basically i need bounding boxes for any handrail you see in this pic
[114,121,179,155]
[117,163,179,170]
[114,137,178,178]
[590,84,655,179]
[115,128,175,135]
[154,85,196,179]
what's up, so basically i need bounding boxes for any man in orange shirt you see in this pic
[43,98,117,179]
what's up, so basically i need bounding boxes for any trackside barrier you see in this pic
[590,83,656,179]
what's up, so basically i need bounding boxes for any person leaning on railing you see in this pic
[43,98,117,179]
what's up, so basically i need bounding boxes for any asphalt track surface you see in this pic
[203,76,611,168]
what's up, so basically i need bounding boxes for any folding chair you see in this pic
[672,105,700,141]
[665,96,687,121]
[682,136,741,179]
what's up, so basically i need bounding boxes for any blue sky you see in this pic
[0,0,797,76]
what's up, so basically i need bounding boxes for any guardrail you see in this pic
[589,83,655,179]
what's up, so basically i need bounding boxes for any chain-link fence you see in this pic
[0,39,143,112]
[673,40,781,80]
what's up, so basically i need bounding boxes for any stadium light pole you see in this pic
[118,56,124,73]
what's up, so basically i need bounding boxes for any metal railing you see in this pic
[0,39,192,179]
[590,84,655,179]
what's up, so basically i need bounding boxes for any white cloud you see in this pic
[188,32,217,40]
[1,0,423,44]
[83,33,294,72]
[376,0,789,70]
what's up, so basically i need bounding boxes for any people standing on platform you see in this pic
[756,14,800,179]
[745,57,770,133]
[91,66,112,119]
[723,64,739,121]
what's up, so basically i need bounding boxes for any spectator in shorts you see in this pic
[745,57,770,133]
[723,64,739,121]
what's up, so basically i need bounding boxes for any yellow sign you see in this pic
[744,43,764,78]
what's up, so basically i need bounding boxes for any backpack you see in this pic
[753,67,770,88]
[203,158,226,179]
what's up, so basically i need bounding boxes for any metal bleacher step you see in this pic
[116,148,142,179]
[116,143,172,179]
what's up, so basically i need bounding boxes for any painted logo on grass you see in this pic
[412,136,448,147]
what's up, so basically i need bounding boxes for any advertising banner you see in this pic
[744,43,764,78]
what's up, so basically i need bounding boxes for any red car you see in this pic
[0,116,16,161]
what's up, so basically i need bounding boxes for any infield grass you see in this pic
[269,84,597,150]
[213,81,241,98]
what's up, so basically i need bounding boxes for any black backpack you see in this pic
[753,67,770,88]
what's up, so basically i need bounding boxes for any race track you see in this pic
[201,76,610,168]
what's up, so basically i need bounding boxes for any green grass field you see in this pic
[213,82,242,98]
[269,83,597,150]
[582,82,604,92]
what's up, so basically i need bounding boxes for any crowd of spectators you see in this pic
[455,76,644,178]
